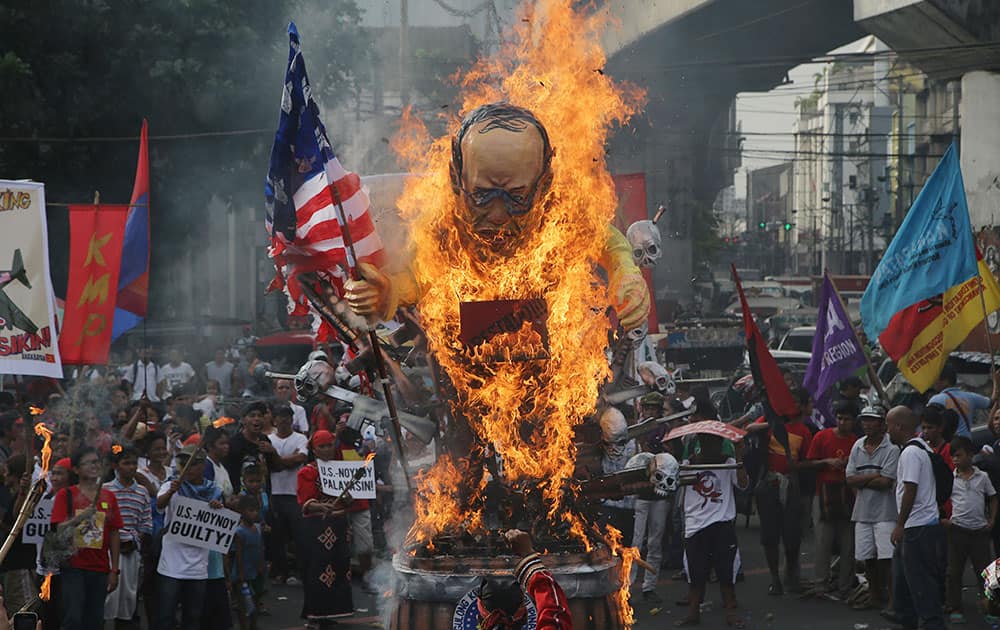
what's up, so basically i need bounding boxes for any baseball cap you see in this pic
[176,444,206,463]
[640,392,665,407]
[858,405,886,420]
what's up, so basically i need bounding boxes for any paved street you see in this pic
[258,515,996,629]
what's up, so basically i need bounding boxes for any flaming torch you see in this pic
[334,452,376,505]
[34,422,54,601]
[0,423,52,566]
[175,416,237,480]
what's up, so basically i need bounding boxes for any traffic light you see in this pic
[757,221,766,230]
[783,222,793,231]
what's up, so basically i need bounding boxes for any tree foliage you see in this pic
[0,0,371,302]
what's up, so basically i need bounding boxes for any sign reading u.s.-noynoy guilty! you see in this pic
[317,461,376,500]
[164,496,240,553]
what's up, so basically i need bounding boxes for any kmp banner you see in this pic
[59,205,129,365]
[0,181,62,377]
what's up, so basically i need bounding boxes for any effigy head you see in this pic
[637,361,676,395]
[294,358,336,401]
[450,102,554,256]
[598,406,629,458]
[626,219,662,268]
[650,452,680,496]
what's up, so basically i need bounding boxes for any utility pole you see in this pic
[400,0,409,107]
[832,103,844,273]
[895,75,904,228]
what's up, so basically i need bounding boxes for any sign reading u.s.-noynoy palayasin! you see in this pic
[163,496,239,553]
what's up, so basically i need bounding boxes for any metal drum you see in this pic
[390,545,624,630]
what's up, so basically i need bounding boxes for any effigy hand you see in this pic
[610,270,651,332]
[344,262,392,321]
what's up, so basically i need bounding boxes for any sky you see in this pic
[734,38,873,197]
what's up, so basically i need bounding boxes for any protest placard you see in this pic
[317,460,376,500]
[23,495,53,545]
[163,495,240,553]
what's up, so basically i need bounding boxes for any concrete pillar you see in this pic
[960,71,1000,229]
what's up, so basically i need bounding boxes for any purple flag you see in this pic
[803,275,867,425]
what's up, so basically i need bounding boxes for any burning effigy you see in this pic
[339,1,652,627]
[268,0,660,627]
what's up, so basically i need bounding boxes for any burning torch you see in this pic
[0,419,52,567]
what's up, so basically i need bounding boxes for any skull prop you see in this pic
[650,452,680,496]
[294,359,337,401]
[637,361,676,395]
[599,407,629,458]
[626,220,662,268]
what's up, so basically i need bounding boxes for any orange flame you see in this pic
[212,416,236,429]
[39,573,52,601]
[364,452,376,464]
[28,406,44,416]
[34,423,53,475]
[605,525,638,628]
[391,0,643,546]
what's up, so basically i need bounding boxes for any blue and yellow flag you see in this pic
[863,144,1000,392]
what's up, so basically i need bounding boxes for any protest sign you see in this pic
[163,495,239,553]
[0,180,62,377]
[23,495,53,545]
[317,460,376,500]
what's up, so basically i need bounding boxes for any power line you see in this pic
[0,128,273,143]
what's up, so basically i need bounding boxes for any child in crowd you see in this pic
[677,433,749,628]
[239,464,269,613]
[103,445,153,629]
[945,436,998,624]
[233,494,266,630]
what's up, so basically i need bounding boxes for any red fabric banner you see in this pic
[613,172,658,333]
[59,205,130,365]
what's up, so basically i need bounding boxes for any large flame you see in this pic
[393,0,642,544]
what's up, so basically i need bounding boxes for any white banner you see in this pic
[23,495,53,545]
[0,181,62,377]
[163,495,240,553]
[317,460,376,500]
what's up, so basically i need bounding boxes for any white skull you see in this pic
[637,361,676,395]
[294,359,336,400]
[626,220,662,268]
[650,452,680,496]
[599,407,629,458]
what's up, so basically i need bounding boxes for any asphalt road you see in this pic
[258,516,996,630]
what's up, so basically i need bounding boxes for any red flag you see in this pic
[732,265,799,419]
[60,205,129,364]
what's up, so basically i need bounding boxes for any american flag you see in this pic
[265,22,384,321]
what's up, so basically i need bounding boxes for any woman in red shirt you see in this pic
[50,447,123,630]
[296,430,353,626]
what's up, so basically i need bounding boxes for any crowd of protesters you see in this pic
[0,340,403,630]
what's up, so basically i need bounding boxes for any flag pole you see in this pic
[826,271,888,404]
[976,273,999,390]
[327,183,413,493]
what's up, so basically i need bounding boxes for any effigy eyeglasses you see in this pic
[459,175,544,217]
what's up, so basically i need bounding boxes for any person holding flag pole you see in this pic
[861,142,1000,629]
[732,265,812,595]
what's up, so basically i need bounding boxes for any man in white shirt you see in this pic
[268,405,309,585]
[204,348,235,397]
[124,347,162,402]
[160,349,196,393]
[885,406,945,630]
[273,379,309,433]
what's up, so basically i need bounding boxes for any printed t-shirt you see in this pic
[755,417,812,475]
[806,428,856,486]
[50,486,124,573]
[683,457,746,537]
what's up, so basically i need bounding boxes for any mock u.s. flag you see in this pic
[863,143,1000,392]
